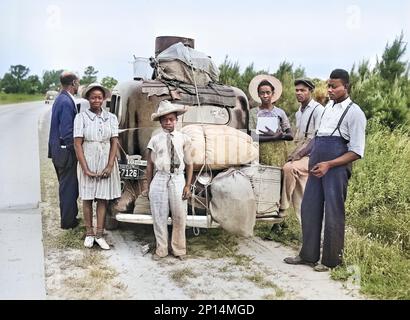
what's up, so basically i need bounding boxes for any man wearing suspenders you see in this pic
[276,78,324,228]
[284,69,367,272]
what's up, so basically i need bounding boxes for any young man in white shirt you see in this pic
[277,79,324,225]
[284,69,367,272]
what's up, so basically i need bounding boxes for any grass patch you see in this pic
[340,120,410,299]
[0,92,44,105]
[187,228,253,267]
[331,228,410,299]
[232,254,253,267]
[274,288,286,298]
[187,228,241,259]
[89,265,118,281]
[218,265,231,273]
[254,209,301,249]
[51,225,85,250]
[263,290,285,300]
[245,272,286,299]
[245,272,276,289]
[259,141,289,167]
[346,120,410,252]
[170,267,198,287]
[74,251,103,269]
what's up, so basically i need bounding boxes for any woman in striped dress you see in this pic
[74,83,121,250]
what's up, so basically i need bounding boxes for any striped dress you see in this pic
[73,109,121,200]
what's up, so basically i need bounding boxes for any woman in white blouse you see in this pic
[74,83,121,250]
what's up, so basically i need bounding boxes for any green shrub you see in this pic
[332,228,410,300]
[0,93,44,104]
[337,121,410,299]
[346,119,410,252]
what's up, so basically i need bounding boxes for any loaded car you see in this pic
[106,36,282,236]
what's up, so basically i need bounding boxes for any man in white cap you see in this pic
[144,100,193,261]
[277,78,324,226]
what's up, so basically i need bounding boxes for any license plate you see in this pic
[119,163,145,180]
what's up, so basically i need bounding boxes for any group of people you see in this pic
[48,71,193,259]
[249,74,324,224]
[249,69,366,271]
[48,67,367,271]
[48,72,121,250]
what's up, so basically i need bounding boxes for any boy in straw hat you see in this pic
[144,100,193,261]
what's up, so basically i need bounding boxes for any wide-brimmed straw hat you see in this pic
[151,100,188,121]
[81,83,110,99]
[248,74,283,104]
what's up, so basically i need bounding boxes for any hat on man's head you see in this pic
[151,100,188,121]
[81,83,110,99]
[248,74,283,104]
[294,78,315,90]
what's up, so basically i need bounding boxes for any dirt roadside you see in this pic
[38,110,364,300]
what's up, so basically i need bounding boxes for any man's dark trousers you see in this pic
[54,158,79,229]
[299,136,350,268]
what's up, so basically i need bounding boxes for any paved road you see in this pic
[0,101,50,299]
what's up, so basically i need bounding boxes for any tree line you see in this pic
[218,33,410,129]
[1,34,408,128]
[0,65,118,95]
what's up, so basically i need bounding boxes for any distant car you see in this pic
[45,90,59,104]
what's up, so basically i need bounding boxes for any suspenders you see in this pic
[304,104,321,138]
[330,101,354,138]
[316,100,354,140]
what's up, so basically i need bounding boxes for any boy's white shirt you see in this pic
[147,130,192,173]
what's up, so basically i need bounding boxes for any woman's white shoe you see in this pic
[95,237,110,250]
[84,236,95,248]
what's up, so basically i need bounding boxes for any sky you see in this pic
[0,0,409,82]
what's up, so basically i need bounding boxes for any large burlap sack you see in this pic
[156,42,220,85]
[158,60,213,87]
[181,124,259,171]
[210,168,256,237]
